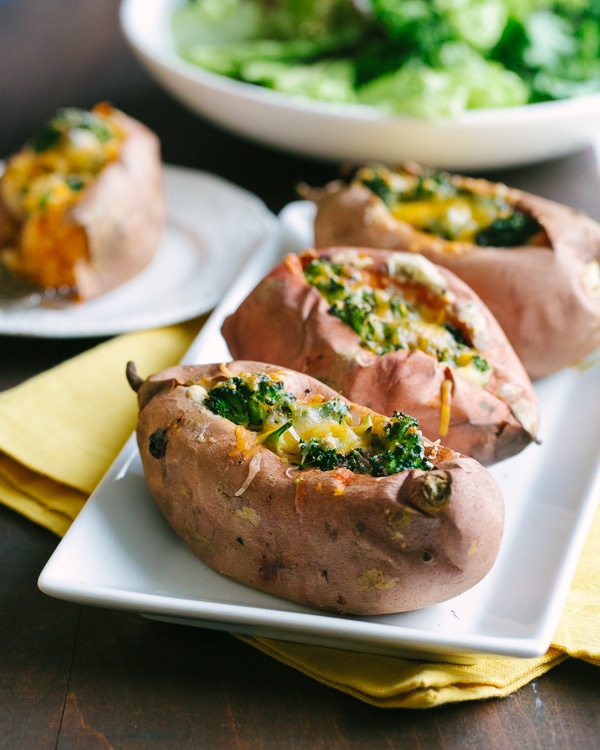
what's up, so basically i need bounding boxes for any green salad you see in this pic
[172,0,600,118]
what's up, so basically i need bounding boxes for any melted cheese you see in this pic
[191,373,409,469]
[391,194,508,243]
[355,164,514,244]
[305,255,492,386]
[439,378,453,436]
[259,401,382,464]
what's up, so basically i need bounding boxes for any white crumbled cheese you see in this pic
[499,381,520,401]
[456,301,488,345]
[330,250,374,269]
[386,252,450,299]
[187,384,208,406]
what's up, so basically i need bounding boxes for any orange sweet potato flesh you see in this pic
[130,360,505,616]
[308,166,600,380]
[222,248,540,466]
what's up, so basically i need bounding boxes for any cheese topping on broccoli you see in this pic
[190,372,433,476]
[303,254,491,386]
[357,164,542,246]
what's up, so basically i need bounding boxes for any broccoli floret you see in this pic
[471,354,490,372]
[29,123,61,154]
[388,295,410,319]
[30,108,113,153]
[475,211,541,247]
[254,373,290,406]
[370,411,432,474]
[400,173,458,202]
[317,398,350,423]
[205,378,258,425]
[332,292,403,356]
[298,438,342,471]
[330,293,375,338]
[357,167,459,206]
[298,440,382,474]
[342,448,375,474]
[205,374,292,428]
[443,321,470,347]
[357,170,396,206]
[297,411,431,475]
[303,259,348,299]
[204,374,431,477]
[304,258,398,350]
[383,411,421,444]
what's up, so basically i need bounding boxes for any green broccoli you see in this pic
[370,411,432,475]
[330,294,375,339]
[205,374,292,428]
[475,211,541,247]
[203,373,432,476]
[317,398,350,423]
[298,438,343,471]
[296,410,432,475]
[30,107,113,153]
[356,170,397,206]
[471,355,491,372]
[443,321,470,347]
[303,259,347,299]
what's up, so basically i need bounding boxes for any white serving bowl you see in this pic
[120,0,600,171]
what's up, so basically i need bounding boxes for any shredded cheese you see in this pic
[229,425,258,459]
[219,362,234,378]
[234,454,262,497]
[439,377,453,436]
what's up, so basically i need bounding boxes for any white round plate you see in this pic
[121,0,600,172]
[0,165,278,338]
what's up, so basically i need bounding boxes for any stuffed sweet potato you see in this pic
[0,102,165,301]
[307,162,600,380]
[128,360,504,615]
[222,248,540,466]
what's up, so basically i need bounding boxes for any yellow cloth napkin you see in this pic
[1,322,598,708]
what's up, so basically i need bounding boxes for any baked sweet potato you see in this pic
[222,248,540,466]
[128,360,504,615]
[0,102,165,301]
[307,163,600,380]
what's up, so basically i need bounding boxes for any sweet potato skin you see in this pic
[69,109,166,300]
[222,249,540,466]
[309,170,600,380]
[131,361,504,616]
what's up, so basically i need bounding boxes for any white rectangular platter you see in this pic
[39,198,600,665]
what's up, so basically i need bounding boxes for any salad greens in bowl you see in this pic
[121,0,600,170]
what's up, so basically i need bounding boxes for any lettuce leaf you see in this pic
[171,0,600,117]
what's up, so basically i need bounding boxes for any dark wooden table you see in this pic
[2,5,600,746]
